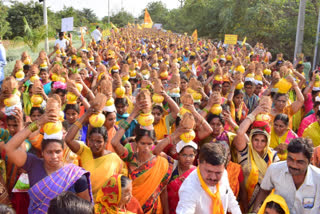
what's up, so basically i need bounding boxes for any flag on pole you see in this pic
[80,27,84,43]
[144,9,153,28]
[242,37,247,46]
[192,29,198,43]
[110,22,119,33]
[137,24,142,30]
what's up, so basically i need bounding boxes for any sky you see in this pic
[5,0,180,18]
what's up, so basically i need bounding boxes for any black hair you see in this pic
[89,127,108,142]
[180,74,189,83]
[207,113,225,126]
[305,56,311,62]
[234,89,244,98]
[23,64,30,71]
[134,126,156,143]
[102,111,116,118]
[115,98,128,107]
[179,145,197,155]
[189,55,196,60]
[274,93,288,101]
[199,143,227,166]
[265,201,285,214]
[313,101,320,108]
[64,104,80,114]
[55,88,67,96]
[30,107,45,116]
[7,115,17,122]
[120,175,131,188]
[0,204,15,214]
[244,81,254,87]
[296,64,304,69]
[152,105,164,114]
[39,68,48,73]
[58,32,64,37]
[312,90,320,98]
[48,191,94,214]
[287,138,314,162]
[41,139,64,151]
[274,113,289,126]
[212,83,222,91]
[96,26,99,29]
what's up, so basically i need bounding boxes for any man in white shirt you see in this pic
[91,26,102,43]
[54,32,68,50]
[176,143,241,214]
[0,39,6,89]
[252,138,320,214]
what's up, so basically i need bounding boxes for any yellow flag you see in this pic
[110,22,119,33]
[242,37,247,46]
[137,24,142,30]
[192,29,198,43]
[144,9,153,28]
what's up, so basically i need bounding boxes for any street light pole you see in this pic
[108,0,110,24]
[293,0,306,62]
[43,0,49,52]
[313,7,320,70]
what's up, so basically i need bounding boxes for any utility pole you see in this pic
[293,0,306,62]
[108,0,110,24]
[313,7,320,70]
[178,0,185,8]
[43,0,49,52]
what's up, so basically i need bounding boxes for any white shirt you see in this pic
[176,169,241,214]
[91,29,102,42]
[54,38,68,50]
[261,161,320,214]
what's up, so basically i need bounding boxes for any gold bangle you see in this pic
[28,122,38,132]
[74,120,82,129]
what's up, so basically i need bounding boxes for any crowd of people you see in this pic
[0,26,319,214]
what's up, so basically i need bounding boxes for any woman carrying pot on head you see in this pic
[234,104,279,211]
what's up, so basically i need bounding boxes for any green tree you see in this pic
[0,2,11,39]
[79,8,98,24]
[14,17,47,52]
[139,1,169,24]
[6,1,44,39]
[111,11,135,27]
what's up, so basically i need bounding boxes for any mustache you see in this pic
[289,167,300,171]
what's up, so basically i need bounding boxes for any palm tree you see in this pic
[14,17,47,52]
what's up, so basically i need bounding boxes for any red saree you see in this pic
[167,166,196,214]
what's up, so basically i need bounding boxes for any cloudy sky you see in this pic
[5,0,180,18]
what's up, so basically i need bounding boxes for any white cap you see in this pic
[176,140,198,153]
[44,132,63,140]
[103,104,116,113]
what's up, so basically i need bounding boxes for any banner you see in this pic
[61,17,74,32]
[224,34,238,45]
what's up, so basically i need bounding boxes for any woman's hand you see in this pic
[171,126,192,142]
[12,108,24,129]
[183,104,197,113]
[222,109,233,124]
[36,112,58,127]
[274,143,288,154]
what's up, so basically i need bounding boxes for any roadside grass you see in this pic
[4,37,84,76]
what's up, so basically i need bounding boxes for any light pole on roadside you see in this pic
[40,0,49,52]
[293,0,306,62]
[108,0,110,24]
[313,7,320,70]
